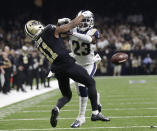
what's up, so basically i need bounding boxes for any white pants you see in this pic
[75,53,101,95]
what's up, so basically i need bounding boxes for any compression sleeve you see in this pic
[72,32,92,43]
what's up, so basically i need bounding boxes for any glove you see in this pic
[47,71,55,78]
[94,54,102,64]
[81,11,92,18]
[58,18,71,25]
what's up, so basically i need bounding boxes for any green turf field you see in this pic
[0,75,157,131]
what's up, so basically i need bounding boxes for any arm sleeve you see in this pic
[72,32,92,43]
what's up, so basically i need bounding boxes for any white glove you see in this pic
[81,11,92,18]
[69,52,75,57]
[47,71,55,78]
[58,18,71,25]
[94,54,102,64]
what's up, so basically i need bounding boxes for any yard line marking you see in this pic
[1,125,157,130]
[32,101,157,108]
[107,102,157,105]
[106,98,156,101]
[22,107,157,113]
[59,115,157,119]
[46,99,79,102]
[129,80,147,84]
[106,95,156,98]
[0,92,57,119]
[95,75,157,79]
[1,115,157,121]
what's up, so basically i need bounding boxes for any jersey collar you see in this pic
[77,28,89,34]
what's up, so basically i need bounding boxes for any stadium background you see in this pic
[1,0,157,130]
[0,0,157,92]
[0,0,157,90]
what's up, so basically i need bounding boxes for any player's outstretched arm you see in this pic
[72,29,99,44]
[72,32,93,43]
[54,11,91,38]
[54,15,84,38]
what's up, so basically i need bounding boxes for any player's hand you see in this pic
[81,11,92,18]
[69,27,75,35]
[58,18,71,25]
[67,31,73,35]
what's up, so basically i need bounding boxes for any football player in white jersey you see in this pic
[57,10,110,128]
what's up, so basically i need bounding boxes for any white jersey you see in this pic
[69,28,100,65]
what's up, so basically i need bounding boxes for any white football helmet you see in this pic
[77,10,94,32]
[25,20,44,40]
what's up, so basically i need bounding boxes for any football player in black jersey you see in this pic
[24,11,110,128]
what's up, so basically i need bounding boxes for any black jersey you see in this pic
[35,24,75,72]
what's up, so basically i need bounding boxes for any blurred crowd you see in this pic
[1,14,157,51]
[1,13,157,94]
[95,15,157,51]
[0,45,51,94]
[96,52,156,76]
[93,15,157,76]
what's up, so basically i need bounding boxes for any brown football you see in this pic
[111,52,128,64]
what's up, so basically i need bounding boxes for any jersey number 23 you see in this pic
[72,40,90,56]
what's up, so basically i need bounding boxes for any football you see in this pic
[111,52,128,64]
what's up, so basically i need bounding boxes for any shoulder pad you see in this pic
[87,28,100,39]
